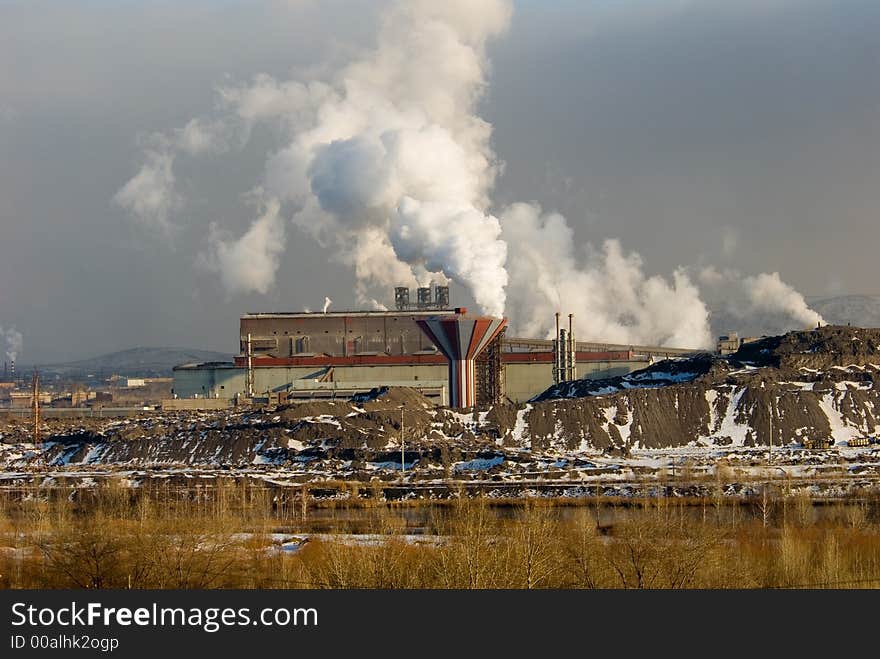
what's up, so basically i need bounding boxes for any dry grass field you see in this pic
[1,480,879,589]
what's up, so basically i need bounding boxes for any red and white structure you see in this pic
[416,309,508,409]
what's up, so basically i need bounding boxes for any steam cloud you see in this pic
[113,144,178,236]
[698,267,825,335]
[1,327,23,363]
[502,203,713,347]
[114,0,825,348]
[198,197,285,296]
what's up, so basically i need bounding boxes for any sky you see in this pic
[1,0,878,363]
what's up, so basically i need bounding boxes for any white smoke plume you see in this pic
[113,144,179,235]
[115,0,825,348]
[744,272,824,327]
[322,297,332,313]
[248,0,512,314]
[1,327,23,364]
[392,198,506,316]
[698,266,825,336]
[176,118,231,156]
[502,203,712,347]
[198,198,285,296]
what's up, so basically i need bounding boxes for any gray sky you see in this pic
[2,0,879,362]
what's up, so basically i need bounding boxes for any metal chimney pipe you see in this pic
[246,333,254,398]
[554,312,561,384]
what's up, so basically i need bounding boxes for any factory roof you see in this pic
[242,309,461,319]
[173,361,239,371]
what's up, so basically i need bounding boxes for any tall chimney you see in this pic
[553,312,562,384]
[246,333,254,398]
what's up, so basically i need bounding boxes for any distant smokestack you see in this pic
[246,333,254,398]
[10,359,14,379]
[553,312,561,384]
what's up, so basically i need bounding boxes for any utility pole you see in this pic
[400,407,405,481]
[32,369,40,447]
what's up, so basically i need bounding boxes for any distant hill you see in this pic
[39,347,234,378]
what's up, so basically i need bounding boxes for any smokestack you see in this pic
[553,312,561,384]
[568,313,577,381]
[246,333,254,398]
[417,287,432,309]
[32,369,40,447]
[10,359,14,380]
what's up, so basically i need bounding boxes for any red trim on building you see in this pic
[235,349,635,368]
[502,350,634,363]
[234,354,448,368]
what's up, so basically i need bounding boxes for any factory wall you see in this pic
[503,358,649,402]
[173,358,650,404]
[240,311,454,358]
[172,366,245,399]
[255,364,447,392]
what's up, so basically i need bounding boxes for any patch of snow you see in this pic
[717,387,750,446]
[817,393,861,444]
[454,455,504,472]
[586,386,619,396]
[509,404,531,446]
[705,390,718,433]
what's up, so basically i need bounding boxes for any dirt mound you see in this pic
[533,352,721,402]
[522,327,880,453]
[278,400,351,421]
[734,325,880,371]
[352,386,435,411]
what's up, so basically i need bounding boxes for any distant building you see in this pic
[9,391,53,408]
[717,332,762,355]
[717,332,741,355]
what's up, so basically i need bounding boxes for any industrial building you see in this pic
[173,286,697,406]
[716,331,762,355]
